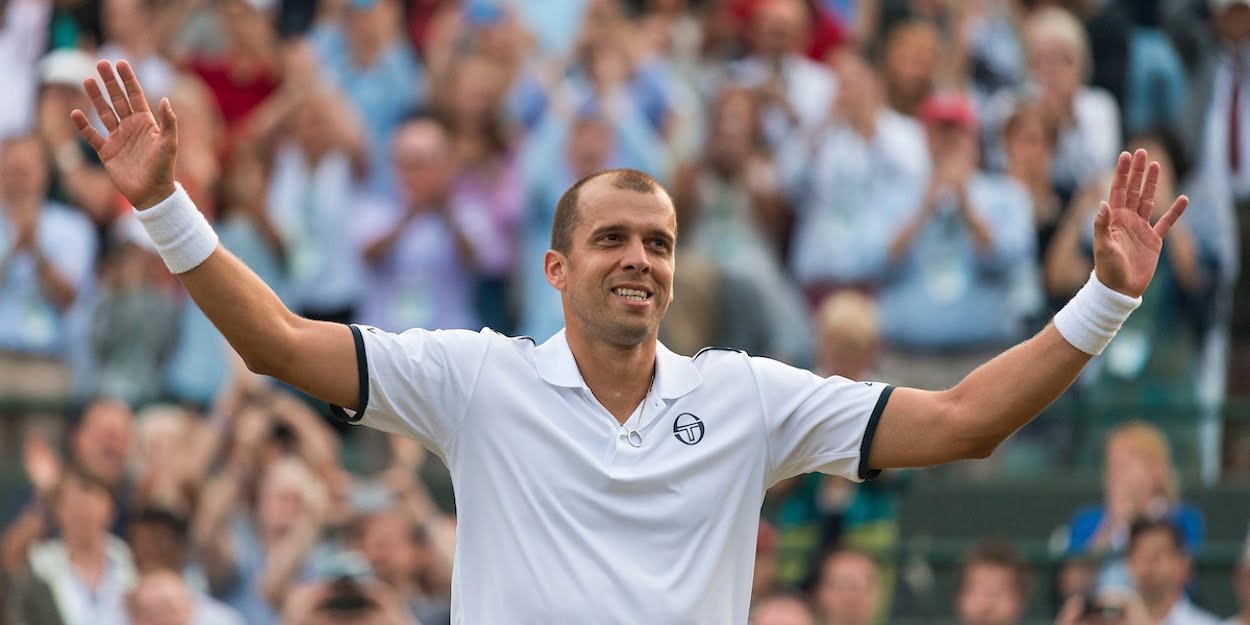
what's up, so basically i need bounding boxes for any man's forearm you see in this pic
[944,324,1091,456]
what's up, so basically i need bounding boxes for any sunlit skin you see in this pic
[543,177,677,421]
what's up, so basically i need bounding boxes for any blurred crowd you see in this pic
[1,0,1250,622]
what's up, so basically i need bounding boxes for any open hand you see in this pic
[70,60,178,211]
[1093,149,1188,298]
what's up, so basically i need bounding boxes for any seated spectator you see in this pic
[786,49,928,300]
[812,549,882,625]
[1126,519,1221,625]
[193,455,333,625]
[127,509,245,625]
[875,91,1040,391]
[309,0,423,194]
[0,134,97,402]
[956,538,1031,625]
[7,464,137,625]
[750,589,818,625]
[2,399,134,575]
[1066,421,1204,592]
[355,113,481,334]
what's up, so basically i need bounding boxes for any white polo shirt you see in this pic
[333,325,892,624]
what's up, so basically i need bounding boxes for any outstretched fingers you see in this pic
[97,60,133,119]
[83,78,119,131]
[116,60,150,114]
[1108,151,1132,211]
[69,109,105,152]
[1137,162,1160,220]
[1153,195,1188,239]
[1123,149,1148,213]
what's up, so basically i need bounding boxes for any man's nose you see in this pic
[619,238,651,274]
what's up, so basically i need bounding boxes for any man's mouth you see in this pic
[612,287,652,302]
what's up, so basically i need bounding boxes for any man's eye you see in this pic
[602,234,621,242]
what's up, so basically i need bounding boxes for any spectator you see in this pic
[89,225,178,407]
[163,74,225,219]
[434,54,526,332]
[879,18,942,119]
[8,463,137,625]
[812,549,882,625]
[874,91,1039,392]
[193,455,332,625]
[753,520,780,601]
[2,398,134,578]
[721,0,838,147]
[127,569,198,625]
[97,0,178,100]
[987,7,1121,200]
[354,508,452,625]
[672,85,811,364]
[309,0,424,194]
[266,86,368,324]
[355,113,481,334]
[1125,519,1221,625]
[786,49,928,300]
[956,538,1031,625]
[277,551,419,625]
[1065,421,1205,591]
[127,509,245,625]
[0,134,97,401]
[0,0,51,139]
[750,590,818,625]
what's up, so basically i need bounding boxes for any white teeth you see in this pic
[613,288,650,301]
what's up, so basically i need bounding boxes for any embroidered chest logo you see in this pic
[672,413,705,445]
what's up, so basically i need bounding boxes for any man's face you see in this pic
[567,119,613,179]
[753,0,805,58]
[752,595,816,625]
[55,474,114,544]
[72,400,133,486]
[359,511,423,585]
[1,137,49,203]
[1127,529,1189,604]
[1235,563,1250,614]
[129,521,186,574]
[546,178,676,347]
[1215,5,1250,41]
[957,564,1025,625]
[392,121,454,207]
[814,554,880,625]
[103,0,145,42]
[129,572,193,625]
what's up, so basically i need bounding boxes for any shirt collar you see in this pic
[534,329,702,400]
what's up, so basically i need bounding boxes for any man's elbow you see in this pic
[942,407,1005,462]
[239,317,303,379]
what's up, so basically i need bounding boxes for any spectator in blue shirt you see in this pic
[873,91,1041,391]
[0,134,97,401]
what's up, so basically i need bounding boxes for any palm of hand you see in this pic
[70,60,178,210]
[1092,150,1187,298]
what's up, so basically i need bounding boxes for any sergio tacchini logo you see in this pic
[672,413,705,445]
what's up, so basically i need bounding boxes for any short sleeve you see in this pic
[751,356,893,486]
[330,324,492,455]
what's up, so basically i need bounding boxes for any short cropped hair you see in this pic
[550,168,668,254]
[1128,518,1187,555]
[960,537,1033,602]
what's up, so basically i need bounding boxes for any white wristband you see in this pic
[134,183,219,274]
[1053,271,1142,356]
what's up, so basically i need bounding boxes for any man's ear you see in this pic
[544,250,567,291]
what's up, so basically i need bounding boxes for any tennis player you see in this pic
[73,60,1187,623]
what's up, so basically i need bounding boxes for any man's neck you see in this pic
[1145,591,1183,625]
[565,327,657,424]
[67,537,108,587]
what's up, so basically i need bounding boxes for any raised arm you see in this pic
[71,60,360,409]
[866,149,1188,470]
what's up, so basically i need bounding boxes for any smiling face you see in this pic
[545,173,677,347]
